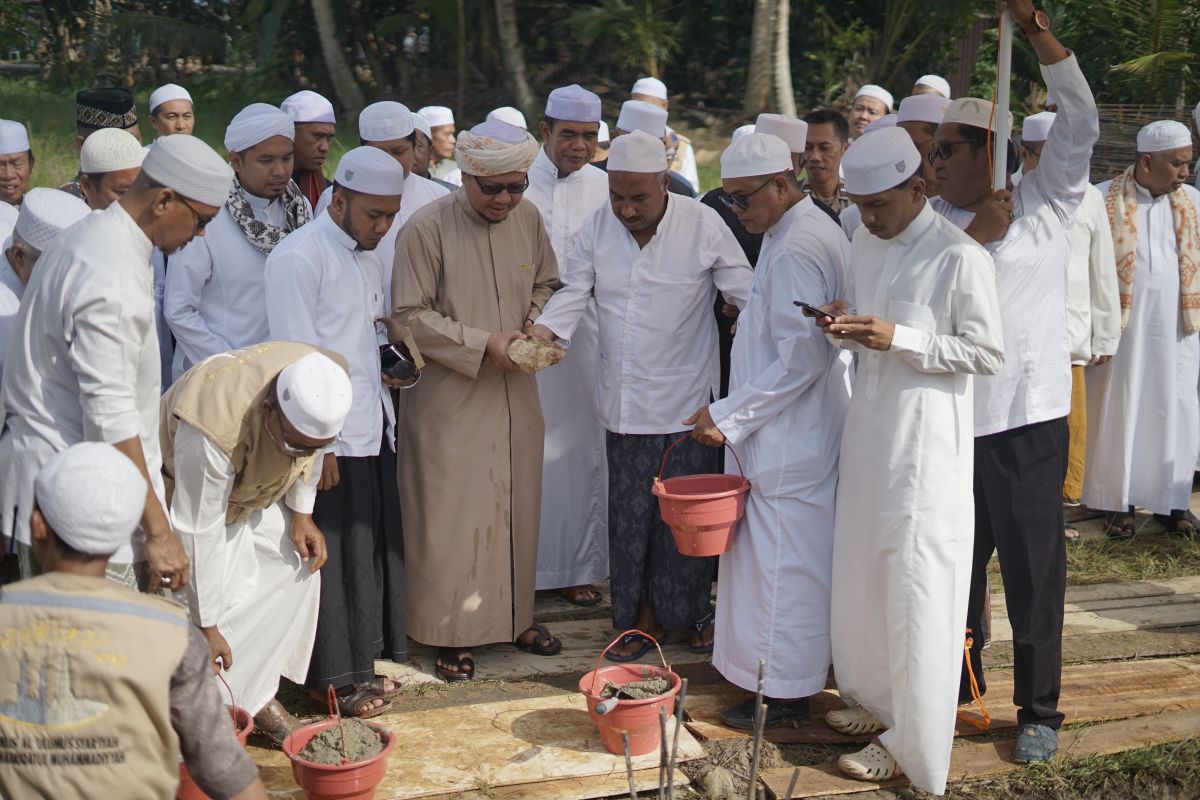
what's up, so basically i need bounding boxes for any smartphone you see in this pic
[793,300,834,318]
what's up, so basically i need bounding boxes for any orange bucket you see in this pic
[178,674,253,800]
[579,630,681,757]
[652,435,750,557]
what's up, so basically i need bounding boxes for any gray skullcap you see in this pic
[34,442,147,555]
[359,101,414,142]
[142,134,235,207]
[545,85,602,123]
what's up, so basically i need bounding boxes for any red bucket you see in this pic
[652,436,750,557]
[283,719,396,800]
[177,674,254,800]
[579,630,681,757]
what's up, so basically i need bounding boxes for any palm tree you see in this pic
[563,0,680,79]
[309,0,365,118]
[494,0,537,119]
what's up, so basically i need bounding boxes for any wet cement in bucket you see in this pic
[599,677,672,700]
[298,718,385,765]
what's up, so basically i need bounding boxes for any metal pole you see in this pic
[994,8,1014,190]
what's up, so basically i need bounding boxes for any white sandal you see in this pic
[838,742,903,782]
[825,706,885,735]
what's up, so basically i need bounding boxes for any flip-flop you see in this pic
[513,622,562,656]
[1104,511,1135,541]
[436,648,476,682]
[1064,527,1081,541]
[561,586,604,607]
[603,632,657,663]
[689,610,715,654]
[1155,510,1200,537]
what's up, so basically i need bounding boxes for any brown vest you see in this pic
[160,341,347,524]
[0,572,190,799]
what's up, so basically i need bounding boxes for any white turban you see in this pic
[224,103,295,153]
[914,75,952,100]
[487,106,528,130]
[454,120,539,177]
[855,84,894,111]
[80,128,145,173]
[149,84,192,114]
[34,442,147,556]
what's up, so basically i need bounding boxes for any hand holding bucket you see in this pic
[651,435,750,557]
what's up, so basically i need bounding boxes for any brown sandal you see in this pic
[308,685,393,719]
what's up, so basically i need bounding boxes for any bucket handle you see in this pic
[216,670,237,710]
[655,434,745,484]
[588,629,673,695]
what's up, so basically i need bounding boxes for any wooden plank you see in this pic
[760,708,1200,798]
[253,692,704,800]
[419,769,687,800]
[986,601,1200,643]
[984,627,1200,668]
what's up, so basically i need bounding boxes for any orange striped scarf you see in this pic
[1105,165,1200,333]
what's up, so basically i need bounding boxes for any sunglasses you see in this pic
[719,176,774,211]
[928,139,974,164]
[474,175,529,196]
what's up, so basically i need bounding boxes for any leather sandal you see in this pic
[513,623,562,656]
[436,648,476,682]
[357,674,404,702]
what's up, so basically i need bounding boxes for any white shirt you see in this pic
[1065,183,1120,363]
[931,54,1099,437]
[524,148,609,257]
[0,203,15,242]
[0,255,22,381]
[537,195,754,434]
[838,203,862,241]
[165,192,311,379]
[265,213,395,457]
[0,203,164,560]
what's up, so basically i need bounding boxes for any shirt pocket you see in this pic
[887,299,936,333]
[638,270,709,338]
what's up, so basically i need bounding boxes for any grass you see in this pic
[985,530,1200,589]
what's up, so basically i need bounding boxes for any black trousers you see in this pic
[960,416,1069,729]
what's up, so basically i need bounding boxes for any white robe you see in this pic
[708,197,850,698]
[523,149,610,589]
[831,202,1004,795]
[1065,184,1120,364]
[0,255,22,382]
[170,422,320,715]
[1082,180,1200,514]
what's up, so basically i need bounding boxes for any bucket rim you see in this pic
[652,474,750,501]
[579,664,681,707]
[283,719,396,770]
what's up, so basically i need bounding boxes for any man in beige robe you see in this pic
[392,120,562,681]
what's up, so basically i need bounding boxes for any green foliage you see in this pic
[559,0,681,79]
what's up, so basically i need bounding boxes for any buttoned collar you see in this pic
[533,147,581,183]
[317,210,358,252]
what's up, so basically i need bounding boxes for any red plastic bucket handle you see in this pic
[216,670,237,709]
[656,434,745,484]
[588,629,673,695]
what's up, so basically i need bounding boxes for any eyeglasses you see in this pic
[720,176,775,211]
[264,410,333,457]
[177,195,216,232]
[928,140,974,164]
[473,175,529,196]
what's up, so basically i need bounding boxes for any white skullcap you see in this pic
[412,113,432,140]
[545,85,602,123]
[359,101,414,141]
[80,128,145,173]
[731,124,756,143]
[754,113,807,153]
[142,134,235,207]
[843,128,921,195]
[282,90,336,124]
[455,120,539,177]
[616,100,667,138]
[943,97,1014,133]
[35,442,146,555]
[224,103,294,153]
[15,188,90,251]
[721,133,792,180]
[487,106,528,130]
[417,105,455,128]
[865,114,897,133]
[855,84,894,111]
[149,83,192,114]
[897,94,950,125]
[608,129,667,173]
[914,75,952,99]
[0,119,29,155]
[335,146,405,197]
[597,121,610,144]
[276,352,352,439]
[1137,120,1193,153]
[631,77,668,101]
[1021,111,1056,143]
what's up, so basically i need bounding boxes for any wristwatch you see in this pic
[1022,9,1050,35]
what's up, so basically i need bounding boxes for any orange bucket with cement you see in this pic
[579,630,681,756]
[652,435,750,557]
[177,675,253,800]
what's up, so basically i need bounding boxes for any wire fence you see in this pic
[1092,104,1197,183]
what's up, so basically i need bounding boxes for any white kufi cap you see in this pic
[914,75,952,99]
[616,100,667,138]
[276,352,353,439]
[631,77,668,101]
[455,120,539,177]
[149,83,192,114]
[224,103,294,153]
[897,94,950,125]
[1137,120,1193,153]
[943,97,1014,133]
[754,113,807,153]
[359,101,414,141]
[35,443,147,555]
[412,113,432,140]
[80,128,145,173]
[417,105,454,128]
[0,119,29,155]
[335,146,405,196]
[282,90,335,124]
[855,84,894,111]
[545,85,602,123]
[487,106,528,130]
[842,128,921,195]
[597,121,610,144]
[15,188,90,251]
[143,134,235,207]
[1021,111,1056,143]
[865,114,898,133]
[608,129,667,173]
[731,124,755,143]
[721,133,792,180]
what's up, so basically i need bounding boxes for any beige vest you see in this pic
[0,572,190,800]
[160,341,346,524]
